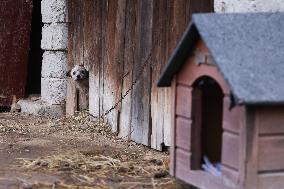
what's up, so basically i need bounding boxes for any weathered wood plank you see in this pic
[66,0,76,115]
[150,0,168,150]
[119,0,137,139]
[99,0,108,116]
[102,0,119,131]
[161,0,172,148]
[88,0,103,117]
[130,0,153,146]
[66,0,85,114]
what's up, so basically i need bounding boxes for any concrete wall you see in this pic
[19,0,68,117]
[215,0,284,13]
[41,0,68,105]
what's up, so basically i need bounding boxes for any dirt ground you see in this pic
[0,112,192,189]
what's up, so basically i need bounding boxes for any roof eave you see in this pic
[157,23,199,87]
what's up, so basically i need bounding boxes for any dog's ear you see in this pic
[66,70,71,77]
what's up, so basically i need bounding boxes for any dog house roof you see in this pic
[158,13,284,105]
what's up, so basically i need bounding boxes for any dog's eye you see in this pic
[72,71,76,75]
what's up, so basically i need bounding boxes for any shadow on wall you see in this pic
[25,0,43,96]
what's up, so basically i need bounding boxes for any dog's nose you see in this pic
[76,75,81,79]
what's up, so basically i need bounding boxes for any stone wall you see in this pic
[41,0,68,105]
[19,0,68,117]
[215,0,284,13]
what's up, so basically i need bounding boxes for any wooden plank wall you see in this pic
[0,0,33,106]
[67,0,213,150]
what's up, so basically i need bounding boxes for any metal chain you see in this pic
[93,37,161,119]
[100,45,155,118]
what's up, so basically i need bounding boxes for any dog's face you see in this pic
[67,65,89,81]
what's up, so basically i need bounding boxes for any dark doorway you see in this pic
[25,0,43,95]
[191,76,224,169]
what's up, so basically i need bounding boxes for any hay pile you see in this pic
[16,152,177,189]
[0,113,37,135]
[50,111,113,137]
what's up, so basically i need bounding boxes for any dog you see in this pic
[67,65,89,81]
[67,65,89,111]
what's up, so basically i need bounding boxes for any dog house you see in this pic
[158,13,284,189]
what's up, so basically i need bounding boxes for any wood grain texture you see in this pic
[119,0,137,139]
[67,0,210,150]
[102,0,125,132]
[66,0,86,115]
[89,0,103,117]
[66,0,76,115]
[0,0,33,106]
[130,0,153,146]
[150,0,167,150]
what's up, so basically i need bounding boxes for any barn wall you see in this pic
[215,0,284,13]
[67,0,213,150]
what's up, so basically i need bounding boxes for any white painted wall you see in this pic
[215,0,284,13]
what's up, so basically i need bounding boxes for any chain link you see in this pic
[98,39,159,118]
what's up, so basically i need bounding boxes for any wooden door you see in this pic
[0,0,33,106]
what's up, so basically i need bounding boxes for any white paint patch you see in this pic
[215,0,284,13]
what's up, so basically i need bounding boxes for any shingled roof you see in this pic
[157,13,284,105]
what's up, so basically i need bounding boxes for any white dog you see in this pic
[67,65,89,111]
[67,65,89,81]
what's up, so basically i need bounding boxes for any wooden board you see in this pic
[130,0,153,146]
[176,117,192,151]
[259,172,284,189]
[0,0,33,106]
[67,0,213,150]
[257,106,284,135]
[258,136,284,172]
[66,0,85,115]
[119,0,137,139]
[222,132,240,170]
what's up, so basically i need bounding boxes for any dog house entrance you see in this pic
[25,0,43,96]
[191,76,224,171]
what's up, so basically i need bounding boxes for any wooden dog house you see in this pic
[158,13,284,189]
